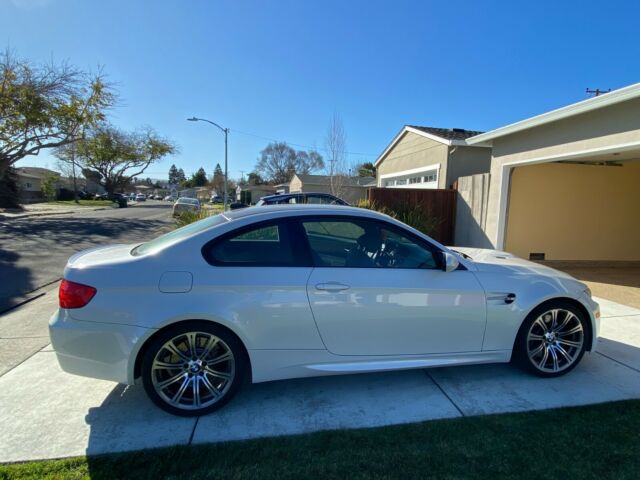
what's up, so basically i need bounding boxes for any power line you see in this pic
[230,128,378,158]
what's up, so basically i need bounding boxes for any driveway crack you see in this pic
[596,351,640,374]
[424,369,466,417]
[188,416,201,445]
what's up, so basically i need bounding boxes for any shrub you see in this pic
[356,198,439,236]
[174,209,214,228]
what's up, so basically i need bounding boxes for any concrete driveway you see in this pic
[1,293,639,463]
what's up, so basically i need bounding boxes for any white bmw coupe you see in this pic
[50,205,600,416]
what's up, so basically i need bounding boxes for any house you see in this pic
[374,126,492,190]
[461,82,640,262]
[236,184,277,204]
[289,174,375,204]
[15,167,61,203]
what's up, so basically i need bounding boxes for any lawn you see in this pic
[1,400,638,480]
[46,200,114,207]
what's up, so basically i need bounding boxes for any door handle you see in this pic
[315,282,350,292]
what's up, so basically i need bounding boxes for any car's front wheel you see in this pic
[515,301,588,377]
[141,322,246,416]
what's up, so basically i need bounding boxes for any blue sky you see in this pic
[3,0,639,181]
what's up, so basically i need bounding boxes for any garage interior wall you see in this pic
[505,160,640,261]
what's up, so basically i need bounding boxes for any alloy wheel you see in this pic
[151,331,235,411]
[526,308,584,374]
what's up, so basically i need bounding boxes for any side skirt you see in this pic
[248,349,512,383]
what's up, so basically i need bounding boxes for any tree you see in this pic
[0,167,19,208]
[191,167,207,187]
[65,123,176,195]
[168,164,179,185]
[41,173,58,200]
[211,163,224,193]
[246,171,264,185]
[325,113,349,197]
[255,142,324,184]
[0,50,115,175]
[55,142,84,202]
[176,168,187,185]
[357,161,376,177]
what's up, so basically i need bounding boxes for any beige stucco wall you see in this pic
[446,146,492,188]
[289,175,303,192]
[505,161,640,260]
[376,132,449,188]
[485,98,640,247]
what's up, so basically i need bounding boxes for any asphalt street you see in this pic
[0,201,174,312]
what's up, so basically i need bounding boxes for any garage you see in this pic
[465,82,640,263]
[505,158,640,262]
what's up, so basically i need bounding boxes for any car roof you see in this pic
[261,192,336,199]
[223,204,382,221]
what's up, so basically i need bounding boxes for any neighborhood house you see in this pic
[373,83,640,264]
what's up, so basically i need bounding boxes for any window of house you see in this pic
[424,170,438,183]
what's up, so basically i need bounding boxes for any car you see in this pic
[164,195,175,201]
[94,193,108,200]
[256,192,349,206]
[49,205,599,416]
[129,193,137,200]
[135,193,146,202]
[110,193,128,207]
[172,197,201,216]
[210,195,223,204]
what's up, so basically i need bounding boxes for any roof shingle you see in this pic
[407,125,484,141]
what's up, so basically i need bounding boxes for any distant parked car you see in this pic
[109,193,128,208]
[136,193,146,202]
[94,193,108,200]
[129,193,137,201]
[256,193,349,206]
[229,202,248,210]
[210,195,223,204]
[172,197,201,216]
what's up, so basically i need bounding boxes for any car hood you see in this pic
[450,247,577,281]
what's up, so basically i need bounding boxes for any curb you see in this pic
[0,206,113,221]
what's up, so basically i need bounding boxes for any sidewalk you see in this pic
[0,294,639,462]
[0,202,115,220]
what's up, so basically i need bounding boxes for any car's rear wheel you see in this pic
[515,301,588,377]
[141,322,246,416]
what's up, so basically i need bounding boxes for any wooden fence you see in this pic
[367,187,457,245]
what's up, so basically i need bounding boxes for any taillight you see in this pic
[59,279,97,309]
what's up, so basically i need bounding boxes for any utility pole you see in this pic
[586,88,611,97]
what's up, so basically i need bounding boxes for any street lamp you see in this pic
[187,117,229,210]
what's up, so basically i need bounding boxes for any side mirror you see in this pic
[442,252,459,272]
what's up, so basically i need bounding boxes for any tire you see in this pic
[141,321,247,416]
[514,300,588,378]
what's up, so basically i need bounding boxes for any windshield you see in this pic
[131,214,228,256]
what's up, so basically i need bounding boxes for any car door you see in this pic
[302,216,487,356]
[199,218,323,350]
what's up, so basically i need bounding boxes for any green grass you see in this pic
[1,400,639,479]
[46,200,114,207]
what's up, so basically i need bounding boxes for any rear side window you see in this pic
[204,220,299,266]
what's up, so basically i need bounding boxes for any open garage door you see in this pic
[504,159,640,262]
